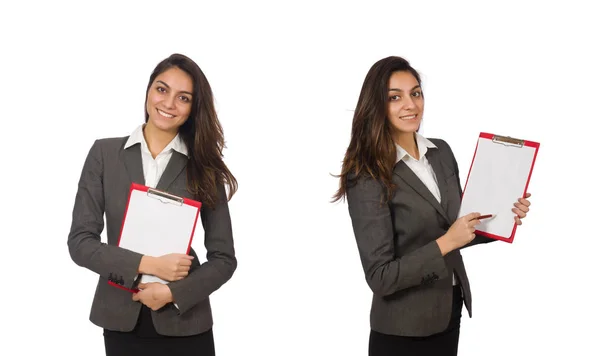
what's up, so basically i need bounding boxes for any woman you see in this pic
[333,56,531,355]
[68,53,237,355]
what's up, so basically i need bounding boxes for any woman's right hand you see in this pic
[437,212,481,255]
[140,253,194,282]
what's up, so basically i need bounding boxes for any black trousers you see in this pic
[369,285,463,356]
[103,305,215,356]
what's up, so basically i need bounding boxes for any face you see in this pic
[146,67,194,134]
[386,71,424,139]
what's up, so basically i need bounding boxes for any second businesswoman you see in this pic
[333,56,532,356]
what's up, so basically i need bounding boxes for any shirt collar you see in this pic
[124,124,188,157]
[395,133,437,163]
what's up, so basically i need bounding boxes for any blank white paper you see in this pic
[458,137,537,239]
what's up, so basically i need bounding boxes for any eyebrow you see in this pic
[388,85,421,92]
[156,80,193,96]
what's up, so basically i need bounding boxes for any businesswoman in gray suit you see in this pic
[68,53,237,355]
[333,56,532,356]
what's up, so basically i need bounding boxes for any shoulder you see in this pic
[427,137,451,151]
[86,136,130,157]
[92,136,129,149]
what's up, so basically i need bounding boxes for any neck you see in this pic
[143,123,177,158]
[394,132,419,159]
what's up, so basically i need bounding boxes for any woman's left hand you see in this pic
[512,192,532,226]
[132,283,174,311]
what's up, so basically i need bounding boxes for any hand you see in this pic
[132,283,174,311]
[512,192,531,225]
[437,212,482,254]
[142,253,194,282]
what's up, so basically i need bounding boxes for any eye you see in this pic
[389,95,400,101]
[179,96,191,103]
[157,86,166,93]
[411,91,422,98]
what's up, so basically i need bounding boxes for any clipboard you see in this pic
[109,183,201,292]
[457,132,540,243]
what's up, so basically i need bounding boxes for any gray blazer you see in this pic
[67,136,236,337]
[347,138,492,337]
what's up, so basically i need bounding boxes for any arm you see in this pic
[67,140,145,290]
[167,183,237,314]
[347,176,449,297]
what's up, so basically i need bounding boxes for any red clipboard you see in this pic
[109,183,201,292]
[458,132,540,243]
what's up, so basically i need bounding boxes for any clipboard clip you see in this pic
[492,134,524,148]
[147,188,184,206]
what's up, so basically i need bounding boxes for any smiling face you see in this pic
[386,70,424,141]
[145,67,194,135]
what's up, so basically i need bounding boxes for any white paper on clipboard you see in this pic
[117,183,201,285]
[458,133,539,243]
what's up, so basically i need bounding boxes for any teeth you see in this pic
[158,109,174,118]
[400,115,416,120]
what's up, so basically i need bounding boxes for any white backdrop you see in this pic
[1,1,598,355]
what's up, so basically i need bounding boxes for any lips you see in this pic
[157,109,175,118]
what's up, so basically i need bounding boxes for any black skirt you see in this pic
[369,285,463,356]
[103,305,215,356]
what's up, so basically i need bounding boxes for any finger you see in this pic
[178,254,195,260]
[177,269,190,275]
[524,192,531,198]
[132,293,140,301]
[515,216,522,225]
[468,219,481,228]
[137,283,147,290]
[179,259,193,267]
[514,202,530,213]
[464,212,481,221]
[512,208,526,218]
[518,198,531,207]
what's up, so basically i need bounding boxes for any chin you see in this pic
[150,118,178,132]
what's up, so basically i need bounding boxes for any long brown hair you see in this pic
[145,53,237,208]
[332,56,422,203]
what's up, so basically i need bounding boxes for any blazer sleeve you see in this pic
[438,139,495,248]
[167,183,237,315]
[347,175,449,297]
[67,140,144,290]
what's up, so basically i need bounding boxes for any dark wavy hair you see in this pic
[145,53,237,208]
[332,56,422,203]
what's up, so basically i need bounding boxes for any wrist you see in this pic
[138,256,156,275]
[436,234,455,256]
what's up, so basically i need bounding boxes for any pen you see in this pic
[477,214,494,220]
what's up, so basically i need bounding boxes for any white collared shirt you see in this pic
[395,133,457,285]
[124,124,188,306]
[124,124,188,188]
[395,133,441,204]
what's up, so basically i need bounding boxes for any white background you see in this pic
[1,1,598,355]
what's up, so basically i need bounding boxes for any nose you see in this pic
[163,94,176,109]
[401,96,416,110]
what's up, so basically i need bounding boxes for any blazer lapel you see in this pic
[394,155,450,223]
[426,148,450,214]
[122,144,145,185]
[156,151,188,191]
